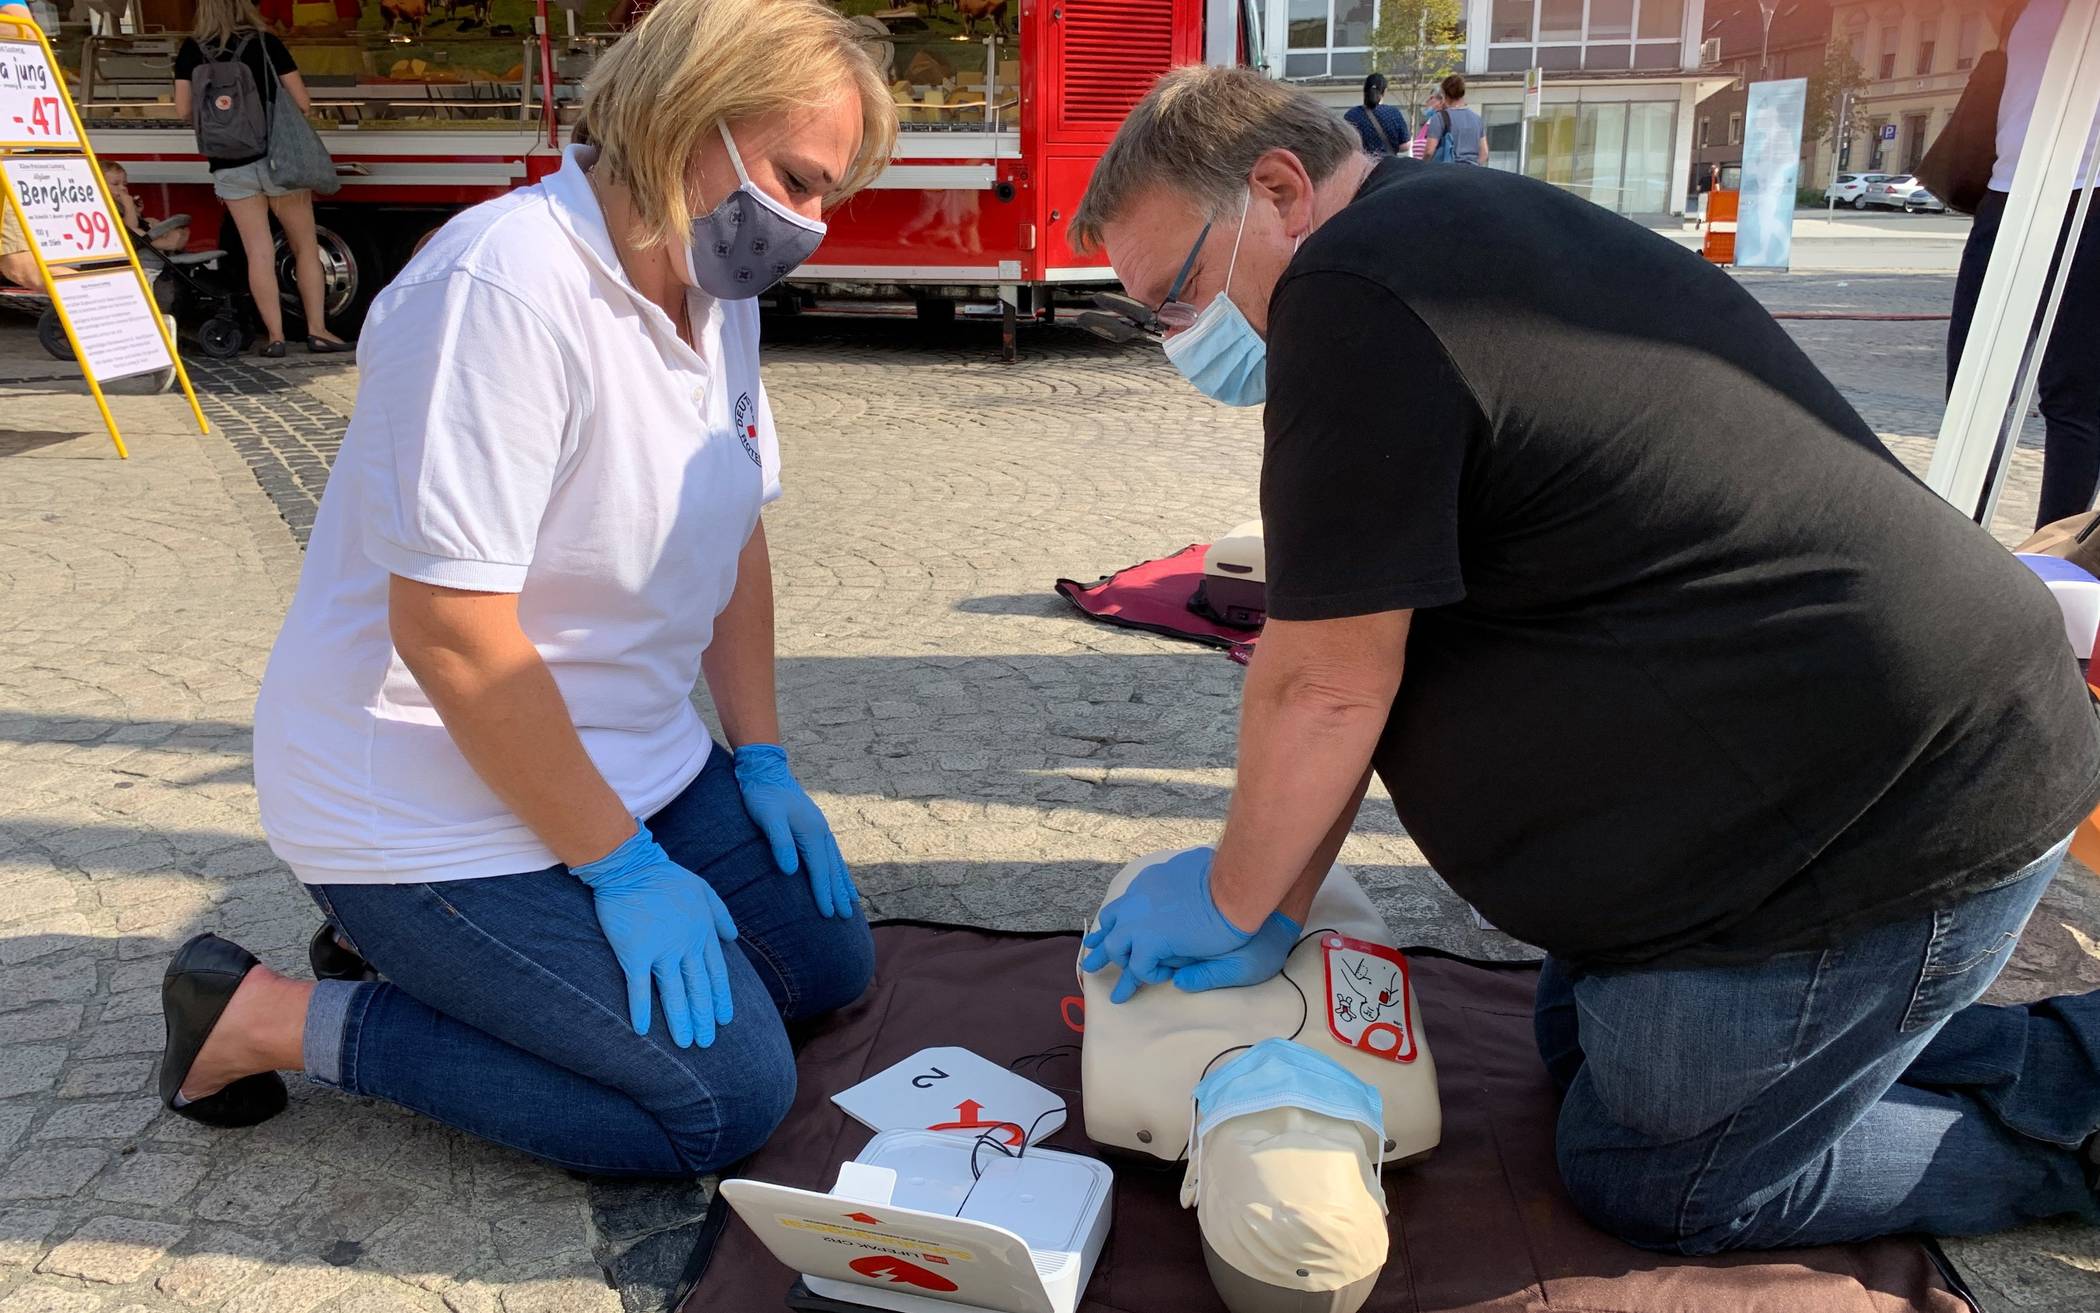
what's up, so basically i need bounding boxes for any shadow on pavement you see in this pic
[0,431,92,457]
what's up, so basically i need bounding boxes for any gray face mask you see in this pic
[676,121,828,299]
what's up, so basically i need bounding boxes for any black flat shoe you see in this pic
[306,335,353,354]
[309,923,376,982]
[158,933,287,1129]
[260,339,286,359]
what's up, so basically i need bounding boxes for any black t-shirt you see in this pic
[1263,156,2100,967]
[173,31,295,171]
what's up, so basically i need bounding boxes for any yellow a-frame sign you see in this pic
[0,9,206,457]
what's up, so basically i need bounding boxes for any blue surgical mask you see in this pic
[1163,191,1267,407]
[677,121,828,299]
[1185,1039,1386,1190]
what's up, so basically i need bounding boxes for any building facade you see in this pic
[1821,0,1995,180]
[1692,0,1836,195]
[1255,0,1731,215]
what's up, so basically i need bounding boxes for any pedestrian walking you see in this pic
[1411,88,1445,160]
[1947,0,2100,527]
[171,0,351,356]
[1343,72,1411,157]
[1423,74,1488,165]
[157,0,898,1180]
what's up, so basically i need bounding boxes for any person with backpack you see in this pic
[1410,88,1444,160]
[1343,73,1410,157]
[171,0,350,357]
[1422,73,1488,165]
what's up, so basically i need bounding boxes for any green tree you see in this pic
[1806,41,1867,158]
[1367,0,1466,127]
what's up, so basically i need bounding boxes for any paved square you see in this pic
[0,275,2096,1313]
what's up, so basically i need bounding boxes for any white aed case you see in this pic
[718,1129,1114,1313]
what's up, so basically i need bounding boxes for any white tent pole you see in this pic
[1926,0,2100,523]
[1978,151,2100,528]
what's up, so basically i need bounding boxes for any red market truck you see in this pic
[56,0,1214,351]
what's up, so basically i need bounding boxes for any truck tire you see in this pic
[279,216,382,338]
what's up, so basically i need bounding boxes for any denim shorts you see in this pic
[212,160,290,201]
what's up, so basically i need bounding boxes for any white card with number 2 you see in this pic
[832,1046,1066,1148]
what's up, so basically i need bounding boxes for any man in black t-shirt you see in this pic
[1071,66,2100,1254]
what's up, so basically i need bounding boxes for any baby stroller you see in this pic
[37,215,247,362]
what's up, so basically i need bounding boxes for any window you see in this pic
[1878,25,1899,79]
[1589,0,1633,41]
[1847,32,1866,66]
[1957,13,1982,69]
[1285,0,1377,78]
[1490,0,1682,68]
[1916,19,1937,74]
[1486,99,1675,215]
[1283,0,1465,74]
[1727,112,1743,144]
[1492,0,1536,44]
[1637,0,1683,40]
[1697,115,1711,148]
[1540,0,1583,42]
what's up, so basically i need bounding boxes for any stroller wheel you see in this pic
[197,315,245,359]
[36,308,75,362]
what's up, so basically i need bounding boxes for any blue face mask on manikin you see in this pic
[1183,1038,1388,1202]
[676,121,828,300]
[1162,190,1270,408]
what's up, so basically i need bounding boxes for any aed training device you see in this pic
[720,1129,1113,1313]
[1080,853,1437,1313]
[1193,519,1266,630]
[1078,850,1441,1166]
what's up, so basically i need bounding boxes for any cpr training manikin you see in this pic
[1079,849,1442,1313]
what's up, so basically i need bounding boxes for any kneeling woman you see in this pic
[158,0,895,1175]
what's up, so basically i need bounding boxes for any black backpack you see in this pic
[189,34,270,160]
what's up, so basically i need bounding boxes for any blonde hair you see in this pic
[192,0,265,46]
[1071,66,1355,255]
[580,0,897,249]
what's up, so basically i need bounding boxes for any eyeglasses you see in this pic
[1076,219,1214,343]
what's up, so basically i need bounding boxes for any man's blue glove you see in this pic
[734,744,858,919]
[1169,911,1302,993]
[572,822,738,1049]
[1080,847,1254,1003]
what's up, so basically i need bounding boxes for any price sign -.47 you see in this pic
[0,37,76,148]
[2,155,120,264]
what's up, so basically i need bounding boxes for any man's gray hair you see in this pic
[1071,66,1359,254]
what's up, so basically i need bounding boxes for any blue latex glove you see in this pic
[572,821,738,1048]
[1169,911,1303,993]
[734,744,858,919]
[1080,847,1255,1004]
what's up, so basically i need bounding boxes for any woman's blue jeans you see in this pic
[1537,838,2100,1251]
[301,745,873,1177]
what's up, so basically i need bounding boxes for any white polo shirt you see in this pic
[253,146,781,885]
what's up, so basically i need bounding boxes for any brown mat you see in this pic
[677,923,1977,1313]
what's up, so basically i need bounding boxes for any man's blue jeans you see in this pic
[300,745,873,1178]
[1536,838,2100,1252]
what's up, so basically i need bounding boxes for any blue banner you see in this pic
[1737,77,1808,270]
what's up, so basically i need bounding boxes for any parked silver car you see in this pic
[1864,175,1949,213]
[1826,172,1895,208]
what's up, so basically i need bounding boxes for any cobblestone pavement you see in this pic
[2,271,2098,1313]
